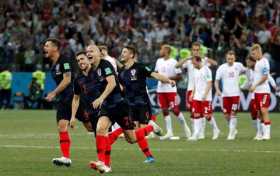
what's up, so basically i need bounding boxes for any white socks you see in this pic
[164,115,173,135]
[208,116,219,132]
[177,112,191,138]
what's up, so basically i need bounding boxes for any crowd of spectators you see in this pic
[0,0,280,72]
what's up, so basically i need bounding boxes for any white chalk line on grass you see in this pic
[0,144,279,154]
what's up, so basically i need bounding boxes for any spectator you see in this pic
[0,67,12,109]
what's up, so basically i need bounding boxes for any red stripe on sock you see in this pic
[59,131,71,158]
[264,120,271,125]
[104,144,111,166]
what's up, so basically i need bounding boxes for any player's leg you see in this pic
[189,101,202,141]
[258,93,271,140]
[250,98,262,140]
[203,101,220,140]
[223,97,234,140]
[158,93,174,140]
[227,96,239,140]
[52,102,72,167]
[171,93,191,139]
[89,116,112,173]
[136,107,156,163]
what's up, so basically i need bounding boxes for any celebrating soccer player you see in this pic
[119,46,175,162]
[215,50,246,140]
[155,44,191,140]
[85,44,162,173]
[43,38,74,166]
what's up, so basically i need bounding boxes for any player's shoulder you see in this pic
[100,59,113,68]
[203,65,211,73]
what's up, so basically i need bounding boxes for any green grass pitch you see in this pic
[0,110,279,176]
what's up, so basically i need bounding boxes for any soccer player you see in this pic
[243,56,277,140]
[119,46,175,162]
[176,42,217,139]
[215,50,246,140]
[155,44,191,140]
[249,44,272,140]
[70,51,124,172]
[43,38,73,166]
[190,56,220,141]
[86,44,162,173]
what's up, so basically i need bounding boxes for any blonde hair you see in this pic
[251,44,262,52]
[161,44,172,54]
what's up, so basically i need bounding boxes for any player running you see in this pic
[43,38,74,166]
[70,51,124,172]
[155,44,191,140]
[86,44,162,173]
[215,50,246,140]
[249,44,272,140]
[119,46,175,163]
[190,56,220,141]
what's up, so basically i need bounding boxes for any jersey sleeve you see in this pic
[154,59,159,72]
[215,66,222,80]
[205,67,212,81]
[261,59,270,76]
[139,64,153,77]
[101,60,115,77]
[60,57,72,73]
[73,78,81,95]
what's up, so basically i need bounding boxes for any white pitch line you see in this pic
[0,144,279,154]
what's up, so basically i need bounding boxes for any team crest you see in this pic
[130,69,137,80]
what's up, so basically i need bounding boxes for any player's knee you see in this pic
[58,121,68,132]
[162,109,169,116]
[96,126,108,135]
[172,107,180,116]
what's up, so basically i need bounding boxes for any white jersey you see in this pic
[155,58,182,93]
[253,57,270,93]
[215,62,246,97]
[182,57,208,91]
[104,55,117,73]
[193,65,212,101]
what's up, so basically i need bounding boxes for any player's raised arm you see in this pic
[175,57,189,68]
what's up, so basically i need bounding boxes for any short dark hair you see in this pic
[226,50,236,56]
[45,38,61,49]
[124,46,137,57]
[75,51,87,58]
[192,42,201,48]
[246,55,255,62]
[98,45,108,51]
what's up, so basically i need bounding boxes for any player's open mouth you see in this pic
[88,56,93,60]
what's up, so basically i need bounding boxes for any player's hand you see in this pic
[169,80,176,87]
[249,85,256,92]
[216,90,222,96]
[45,91,56,102]
[92,97,104,109]
[70,117,76,129]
